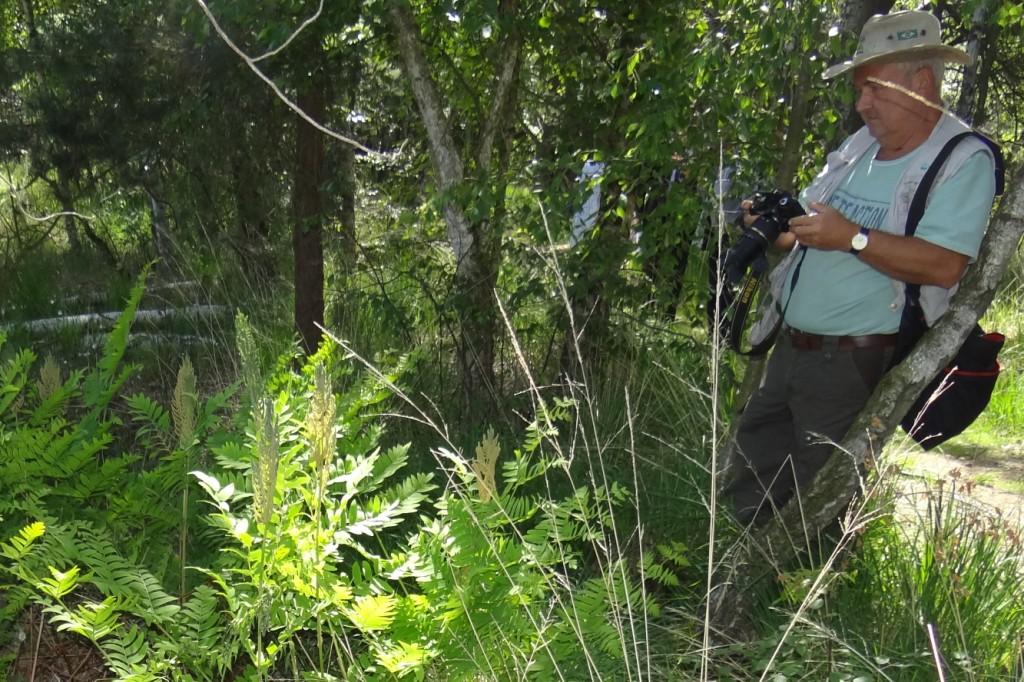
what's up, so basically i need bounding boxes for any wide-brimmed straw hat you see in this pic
[823,10,971,80]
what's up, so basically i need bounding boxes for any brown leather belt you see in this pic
[787,328,898,351]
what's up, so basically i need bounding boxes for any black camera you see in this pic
[708,190,805,346]
[720,190,805,287]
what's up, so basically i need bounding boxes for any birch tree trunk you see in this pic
[956,0,994,123]
[388,0,521,415]
[709,163,1024,641]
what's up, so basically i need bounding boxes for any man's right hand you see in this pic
[741,198,797,250]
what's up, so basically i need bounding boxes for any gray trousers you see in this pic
[725,333,893,526]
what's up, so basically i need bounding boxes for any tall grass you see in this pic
[821,474,1024,680]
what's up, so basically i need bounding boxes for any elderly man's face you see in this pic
[852,61,928,150]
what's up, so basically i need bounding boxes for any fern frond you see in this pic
[29,368,83,427]
[211,440,253,470]
[376,640,434,677]
[44,595,122,641]
[125,393,172,449]
[0,348,35,416]
[99,624,150,678]
[97,271,147,381]
[336,473,434,541]
[364,443,410,491]
[0,521,46,561]
[343,593,397,633]
[69,525,181,625]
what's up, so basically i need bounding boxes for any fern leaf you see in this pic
[124,393,172,448]
[0,521,46,561]
[365,443,410,490]
[0,348,35,416]
[39,564,84,600]
[44,595,122,641]
[98,272,147,381]
[376,640,434,677]
[100,624,150,678]
[343,593,397,632]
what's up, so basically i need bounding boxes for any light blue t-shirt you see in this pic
[783,146,995,335]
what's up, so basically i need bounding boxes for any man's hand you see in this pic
[787,201,859,251]
[741,198,798,250]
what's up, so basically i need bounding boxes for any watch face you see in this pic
[852,232,869,251]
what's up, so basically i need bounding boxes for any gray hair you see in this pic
[899,58,945,87]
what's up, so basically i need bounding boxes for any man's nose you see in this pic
[855,89,872,113]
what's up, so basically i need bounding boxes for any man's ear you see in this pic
[913,65,937,96]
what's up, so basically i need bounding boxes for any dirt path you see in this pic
[890,436,1024,524]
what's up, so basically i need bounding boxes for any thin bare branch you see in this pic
[251,0,325,63]
[192,0,374,155]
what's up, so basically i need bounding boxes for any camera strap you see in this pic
[730,245,807,355]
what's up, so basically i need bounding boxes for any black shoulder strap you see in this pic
[904,130,1005,307]
[905,131,1005,239]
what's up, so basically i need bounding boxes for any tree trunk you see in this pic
[969,13,999,127]
[709,163,1024,641]
[774,57,816,193]
[52,174,82,256]
[338,141,357,275]
[389,0,521,416]
[839,0,897,135]
[955,0,995,123]
[292,77,327,355]
[144,184,175,275]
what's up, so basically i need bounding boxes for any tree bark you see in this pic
[292,76,327,355]
[388,0,522,415]
[774,56,816,193]
[709,163,1024,641]
[337,135,358,275]
[969,12,999,128]
[838,0,897,136]
[955,0,995,123]
[143,182,175,275]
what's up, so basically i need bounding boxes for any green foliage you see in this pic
[751,478,1024,681]
[3,297,664,679]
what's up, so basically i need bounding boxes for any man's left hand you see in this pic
[787,201,859,251]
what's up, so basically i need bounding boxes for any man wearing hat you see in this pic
[725,10,999,526]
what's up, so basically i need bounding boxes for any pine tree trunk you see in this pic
[292,79,326,355]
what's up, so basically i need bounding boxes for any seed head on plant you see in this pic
[472,427,500,503]
[306,363,337,492]
[37,354,62,402]
[172,356,197,450]
[253,398,280,529]
[235,312,263,408]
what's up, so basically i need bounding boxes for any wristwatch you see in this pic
[850,226,870,255]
